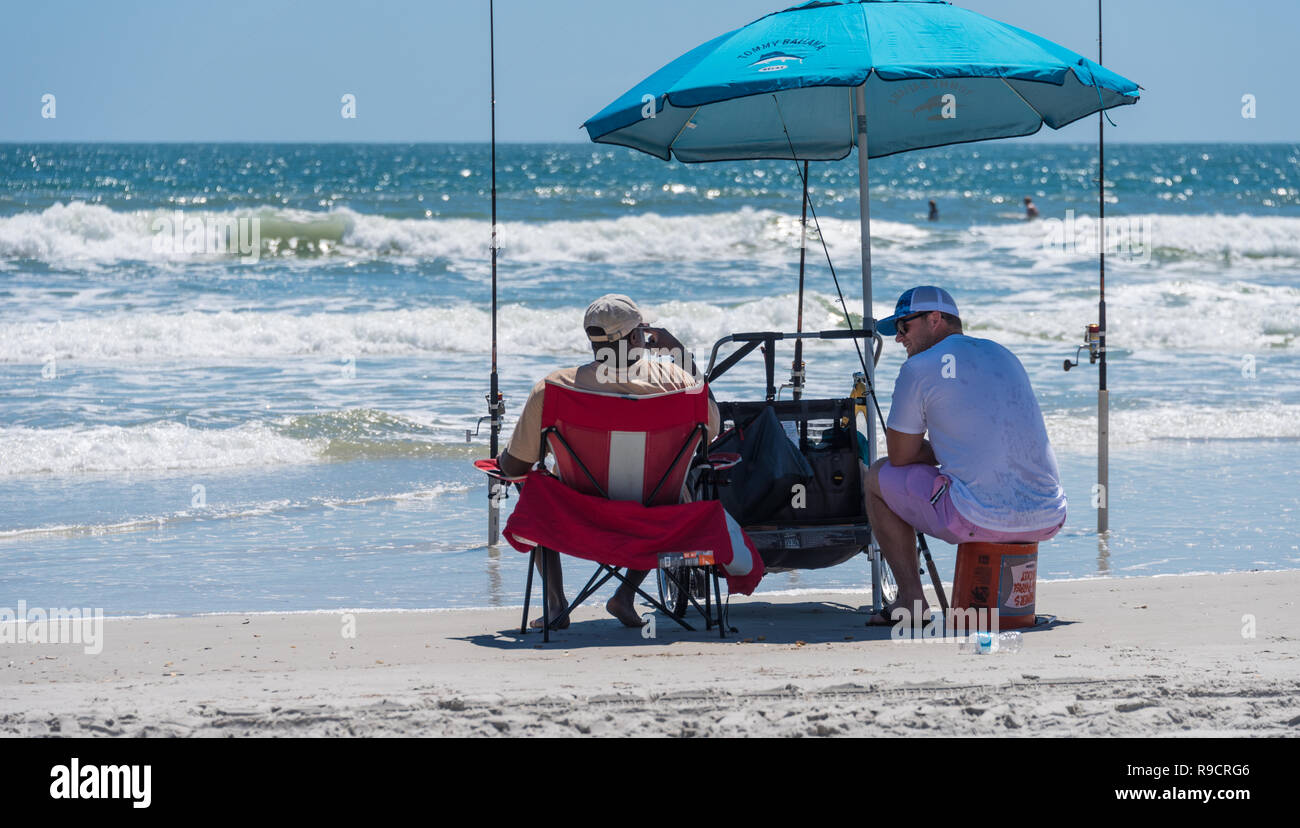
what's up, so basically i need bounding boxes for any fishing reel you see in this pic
[777,361,806,400]
[1063,323,1102,372]
[467,391,506,443]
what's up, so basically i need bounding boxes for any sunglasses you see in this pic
[896,311,932,335]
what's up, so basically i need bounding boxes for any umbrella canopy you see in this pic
[581,0,1140,467]
[583,0,1139,162]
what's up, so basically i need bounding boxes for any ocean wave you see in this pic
[0,202,349,264]
[4,395,1298,481]
[0,421,321,476]
[960,212,1300,270]
[0,482,470,541]
[1044,403,1300,450]
[973,279,1300,352]
[5,202,1299,272]
[0,413,479,477]
[2,278,1295,364]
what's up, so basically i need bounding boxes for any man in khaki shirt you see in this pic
[499,295,719,629]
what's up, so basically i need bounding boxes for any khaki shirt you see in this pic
[504,359,720,465]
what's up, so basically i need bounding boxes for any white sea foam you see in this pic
[1044,403,1300,450]
[0,202,160,263]
[3,276,1295,365]
[0,421,321,476]
[3,400,1294,481]
[5,202,1300,272]
[971,279,1300,352]
[0,483,470,540]
[0,410,481,477]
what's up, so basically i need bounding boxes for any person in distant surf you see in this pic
[863,286,1066,626]
[1024,196,1039,220]
[497,294,719,630]
[928,200,939,222]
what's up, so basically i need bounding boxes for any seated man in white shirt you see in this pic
[863,286,1067,625]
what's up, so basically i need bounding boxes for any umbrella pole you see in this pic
[855,83,876,466]
[856,81,885,616]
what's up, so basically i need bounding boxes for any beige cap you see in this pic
[583,294,648,342]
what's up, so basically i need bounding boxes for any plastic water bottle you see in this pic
[960,631,1023,654]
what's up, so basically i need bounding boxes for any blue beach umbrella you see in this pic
[583,0,1139,461]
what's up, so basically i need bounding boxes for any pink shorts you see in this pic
[877,462,1064,545]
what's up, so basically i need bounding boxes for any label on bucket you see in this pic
[998,554,1037,615]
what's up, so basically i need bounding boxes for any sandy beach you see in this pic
[2,570,1297,737]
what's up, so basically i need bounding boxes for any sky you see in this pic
[1,0,1296,143]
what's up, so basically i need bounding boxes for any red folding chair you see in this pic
[494,380,725,641]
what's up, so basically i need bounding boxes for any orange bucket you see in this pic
[952,542,1038,630]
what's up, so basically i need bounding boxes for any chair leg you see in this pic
[567,565,615,620]
[869,541,883,616]
[713,566,725,639]
[917,533,950,612]
[521,548,536,635]
[540,546,550,644]
[606,568,695,631]
[703,570,712,630]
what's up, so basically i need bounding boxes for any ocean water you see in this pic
[2,142,1298,616]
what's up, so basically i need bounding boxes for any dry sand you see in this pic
[2,571,1297,737]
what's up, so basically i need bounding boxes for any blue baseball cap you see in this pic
[877,286,960,336]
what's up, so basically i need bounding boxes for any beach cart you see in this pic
[652,327,929,621]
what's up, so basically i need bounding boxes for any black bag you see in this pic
[710,406,813,525]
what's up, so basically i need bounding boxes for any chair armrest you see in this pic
[473,458,527,483]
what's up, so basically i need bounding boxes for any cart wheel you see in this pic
[656,567,690,620]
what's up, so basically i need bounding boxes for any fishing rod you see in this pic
[791,160,808,404]
[1097,0,1109,536]
[1062,0,1110,538]
[772,96,883,428]
[486,0,505,546]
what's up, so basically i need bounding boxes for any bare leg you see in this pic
[606,569,650,627]
[529,548,570,630]
[865,459,929,619]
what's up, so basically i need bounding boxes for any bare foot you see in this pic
[605,595,647,628]
[867,600,931,626]
[529,608,570,630]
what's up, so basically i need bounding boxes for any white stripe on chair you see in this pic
[606,431,647,502]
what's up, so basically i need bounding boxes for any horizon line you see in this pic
[3,138,1296,146]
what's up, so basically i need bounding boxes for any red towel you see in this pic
[504,471,764,595]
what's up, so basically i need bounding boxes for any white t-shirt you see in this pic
[886,334,1067,533]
